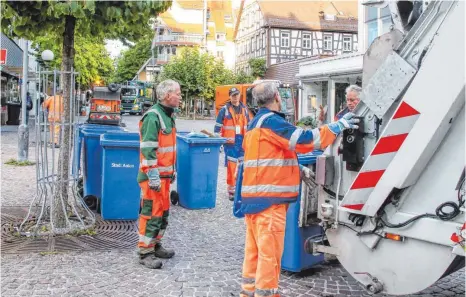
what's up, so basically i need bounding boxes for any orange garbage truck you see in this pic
[214,84,251,116]
[215,81,296,123]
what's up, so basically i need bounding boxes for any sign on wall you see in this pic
[0,49,7,65]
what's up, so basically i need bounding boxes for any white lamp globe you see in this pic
[41,50,54,61]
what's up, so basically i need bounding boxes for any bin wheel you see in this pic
[170,191,179,205]
[96,197,101,214]
[84,195,98,210]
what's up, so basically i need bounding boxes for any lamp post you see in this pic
[17,40,30,161]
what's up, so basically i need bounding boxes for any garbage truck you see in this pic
[120,80,154,115]
[215,80,296,123]
[301,1,465,295]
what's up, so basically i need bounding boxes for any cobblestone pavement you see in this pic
[1,117,464,297]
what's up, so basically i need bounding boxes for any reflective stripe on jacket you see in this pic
[214,102,251,144]
[138,104,176,182]
[241,107,337,206]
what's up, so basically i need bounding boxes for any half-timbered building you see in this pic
[234,1,359,74]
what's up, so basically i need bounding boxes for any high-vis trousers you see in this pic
[224,144,243,198]
[48,121,61,145]
[241,204,288,297]
[137,179,170,255]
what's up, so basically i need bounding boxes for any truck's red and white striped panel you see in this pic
[340,101,421,212]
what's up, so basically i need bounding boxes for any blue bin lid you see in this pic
[100,132,140,148]
[297,150,323,165]
[176,134,227,145]
[81,125,124,137]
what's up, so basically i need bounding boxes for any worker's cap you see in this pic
[229,87,240,96]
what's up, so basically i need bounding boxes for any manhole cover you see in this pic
[1,207,138,254]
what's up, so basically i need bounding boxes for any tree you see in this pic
[1,1,172,232]
[248,58,267,78]
[159,47,236,103]
[32,33,114,89]
[235,71,255,84]
[112,37,152,83]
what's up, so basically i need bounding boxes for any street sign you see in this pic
[0,49,7,65]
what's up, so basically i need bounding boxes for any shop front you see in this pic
[296,53,363,124]
[1,33,24,125]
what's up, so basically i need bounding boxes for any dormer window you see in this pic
[324,14,336,21]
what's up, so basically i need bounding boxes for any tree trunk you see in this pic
[54,15,76,228]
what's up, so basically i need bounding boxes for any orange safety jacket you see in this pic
[138,104,176,182]
[241,108,337,206]
[214,102,251,144]
[42,95,64,121]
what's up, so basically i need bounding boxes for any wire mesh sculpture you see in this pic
[18,67,95,236]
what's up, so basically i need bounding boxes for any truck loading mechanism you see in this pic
[301,1,465,295]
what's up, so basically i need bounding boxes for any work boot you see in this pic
[228,193,234,201]
[139,254,163,269]
[153,243,175,259]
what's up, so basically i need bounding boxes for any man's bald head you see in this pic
[252,82,278,108]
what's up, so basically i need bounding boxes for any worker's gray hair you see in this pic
[345,85,362,97]
[252,82,278,107]
[157,79,180,101]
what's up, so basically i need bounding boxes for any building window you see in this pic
[216,33,226,41]
[365,6,393,47]
[323,35,332,50]
[256,35,259,50]
[251,37,255,53]
[224,15,231,21]
[302,33,311,49]
[262,32,266,48]
[172,47,176,55]
[217,51,224,59]
[246,39,250,53]
[343,36,352,52]
[280,32,290,47]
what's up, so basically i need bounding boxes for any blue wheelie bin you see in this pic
[73,123,123,177]
[281,151,324,272]
[81,125,124,202]
[175,134,226,209]
[100,132,140,220]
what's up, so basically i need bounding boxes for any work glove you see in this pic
[300,165,314,179]
[170,172,176,184]
[147,168,161,191]
[327,112,360,135]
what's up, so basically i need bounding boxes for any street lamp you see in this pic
[41,50,54,62]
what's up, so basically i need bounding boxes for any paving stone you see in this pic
[1,119,465,297]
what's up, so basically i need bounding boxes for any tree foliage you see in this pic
[248,58,267,78]
[112,37,152,83]
[235,71,255,84]
[1,1,170,42]
[32,33,114,89]
[159,47,236,102]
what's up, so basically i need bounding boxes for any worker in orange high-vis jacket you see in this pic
[214,87,252,201]
[137,79,181,269]
[239,82,359,297]
[42,90,64,148]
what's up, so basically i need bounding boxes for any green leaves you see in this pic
[111,37,152,83]
[248,58,267,78]
[159,47,236,102]
[2,1,172,42]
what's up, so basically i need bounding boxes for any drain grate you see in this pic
[1,207,138,254]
